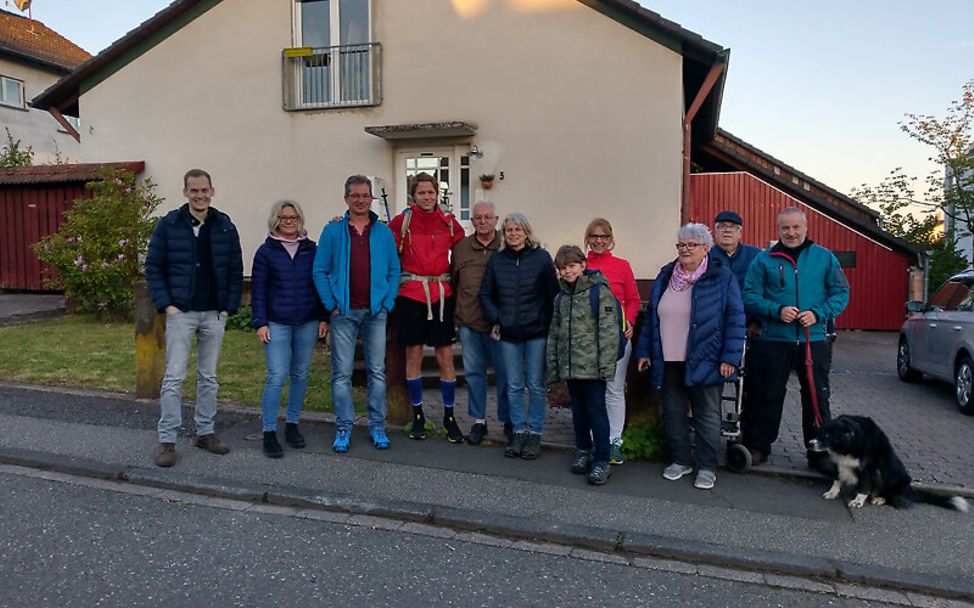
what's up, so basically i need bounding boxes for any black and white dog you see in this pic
[808,415,969,512]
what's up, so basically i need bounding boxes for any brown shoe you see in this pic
[195,434,230,455]
[155,443,176,467]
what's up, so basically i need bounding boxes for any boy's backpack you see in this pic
[555,272,628,361]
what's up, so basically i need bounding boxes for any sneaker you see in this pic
[443,412,465,444]
[195,434,230,455]
[284,423,305,448]
[609,440,624,465]
[502,422,514,444]
[332,427,350,453]
[588,463,612,486]
[467,422,488,446]
[154,442,176,467]
[570,450,593,474]
[408,411,427,440]
[263,431,283,458]
[505,431,528,458]
[662,463,693,481]
[694,469,716,490]
[370,428,390,450]
[521,433,542,460]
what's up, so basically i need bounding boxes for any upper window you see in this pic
[295,0,370,48]
[0,76,25,109]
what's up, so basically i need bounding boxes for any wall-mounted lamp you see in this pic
[468,145,483,158]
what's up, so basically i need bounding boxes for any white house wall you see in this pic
[78,0,683,278]
[0,56,79,164]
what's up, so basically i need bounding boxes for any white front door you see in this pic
[395,147,473,231]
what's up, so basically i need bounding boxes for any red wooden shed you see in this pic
[0,162,144,291]
[690,131,918,331]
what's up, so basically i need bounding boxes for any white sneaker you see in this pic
[662,463,693,481]
[694,469,716,490]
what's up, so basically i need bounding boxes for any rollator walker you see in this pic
[722,340,752,472]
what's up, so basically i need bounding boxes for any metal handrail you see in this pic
[282,42,382,111]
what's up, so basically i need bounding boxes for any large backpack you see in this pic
[396,206,455,255]
[555,272,628,361]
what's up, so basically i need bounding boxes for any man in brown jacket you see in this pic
[450,201,510,445]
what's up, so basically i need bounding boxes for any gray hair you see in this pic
[677,223,713,249]
[501,212,540,249]
[778,206,807,222]
[267,199,306,236]
[472,201,496,216]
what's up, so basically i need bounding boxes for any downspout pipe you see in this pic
[682,54,728,223]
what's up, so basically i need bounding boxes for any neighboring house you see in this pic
[32,0,729,279]
[943,155,973,263]
[0,9,89,164]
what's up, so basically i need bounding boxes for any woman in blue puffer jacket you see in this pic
[251,200,329,458]
[636,223,745,491]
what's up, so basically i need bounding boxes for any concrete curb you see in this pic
[0,446,970,601]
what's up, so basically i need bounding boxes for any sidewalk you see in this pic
[0,382,971,601]
[0,293,65,327]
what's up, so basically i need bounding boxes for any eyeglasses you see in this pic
[346,194,373,201]
[715,223,741,231]
[278,215,300,223]
[675,243,703,251]
[473,215,496,222]
[588,234,611,241]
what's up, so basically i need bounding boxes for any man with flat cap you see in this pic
[709,210,761,291]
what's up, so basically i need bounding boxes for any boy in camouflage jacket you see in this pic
[547,246,620,486]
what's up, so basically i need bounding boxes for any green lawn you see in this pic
[0,316,362,412]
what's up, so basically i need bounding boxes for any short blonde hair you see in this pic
[584,218,615,250]
[267,200,306,236]
[501,212,540,250]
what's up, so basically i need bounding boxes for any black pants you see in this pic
[742,340,832,455]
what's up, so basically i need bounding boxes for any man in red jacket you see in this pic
[388,173,465,442]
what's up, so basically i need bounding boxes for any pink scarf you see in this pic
[270,232,306,259]
[669,255,708,292]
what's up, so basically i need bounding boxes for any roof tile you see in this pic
[0,8,91,72]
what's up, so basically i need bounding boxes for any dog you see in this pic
[808,415,969,512]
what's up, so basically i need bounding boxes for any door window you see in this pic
[926,280,969,312]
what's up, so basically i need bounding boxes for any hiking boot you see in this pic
[195,434,229,455]
[443,412,465,444]
[467,422,488,446]
[521,434,542,460]
[505,431,528,458]
[748,448,768,465]
[587,463,612,486]
[155,443,176,467]
[609,439,624,465]
[694,469,716,490]
[263,431,283,458]
[370,428,390,450]
[502,422,514,444]
[570,449,593,474]
[408,411,427,440]
[662,463,693,481]
[284,423,305,448]
[332,427,350,453]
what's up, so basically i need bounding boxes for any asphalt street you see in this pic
[0,470,935,608]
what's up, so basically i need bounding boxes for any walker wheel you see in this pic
[726,442,752,473]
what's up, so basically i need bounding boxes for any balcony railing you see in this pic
[282,42,382,111]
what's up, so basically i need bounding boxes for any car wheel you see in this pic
[954,355,974,415]
[896,338,922,383]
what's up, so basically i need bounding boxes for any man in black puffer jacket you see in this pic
[145,169,243,467]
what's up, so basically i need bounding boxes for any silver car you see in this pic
[898,270,974,415]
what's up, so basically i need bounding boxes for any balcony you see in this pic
[282,42,382,111]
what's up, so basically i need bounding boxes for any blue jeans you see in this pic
[159,310,227,443]
[498,337,547,434]
[567,379,610,466]
[261,320,319,432]
[331,308,387,431]
[457,325,509,424]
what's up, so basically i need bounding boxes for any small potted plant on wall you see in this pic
[479,173,495,190]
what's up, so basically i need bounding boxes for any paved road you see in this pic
[0,470,933,608]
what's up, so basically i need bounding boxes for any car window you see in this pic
[955,281,974,311]
[926,281,968,311]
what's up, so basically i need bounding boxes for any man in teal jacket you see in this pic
[741,207,849,474]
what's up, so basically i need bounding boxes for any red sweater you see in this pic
[586,250,640,326]
[388,206,464,303]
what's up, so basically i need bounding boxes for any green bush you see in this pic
[620,422,667,461]
[34,168,162,319]
[0,127,33,168]
[226,306,254,331]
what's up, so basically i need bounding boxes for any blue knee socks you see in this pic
[407,377,424,407]
[440,379,456,409]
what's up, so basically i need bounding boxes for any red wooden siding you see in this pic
[690,172,913,331]
[0,183,88,291]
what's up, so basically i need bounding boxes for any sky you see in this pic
[9,0,974,200]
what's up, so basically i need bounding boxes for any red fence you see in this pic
[690,172,914,331]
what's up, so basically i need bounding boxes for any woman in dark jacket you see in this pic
[252,200,329,458]
[479,212,559,460]
[636,223,745,490]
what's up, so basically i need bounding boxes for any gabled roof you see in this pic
[0,161,145,186]
[0,9,91,74]
[32,0,729,143]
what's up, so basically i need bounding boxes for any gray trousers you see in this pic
[660,362,722,471]
[158,310,227,443]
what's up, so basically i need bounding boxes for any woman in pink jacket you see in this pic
[584,218,640,465]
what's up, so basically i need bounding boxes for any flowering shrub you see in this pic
[34,168,162,318]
